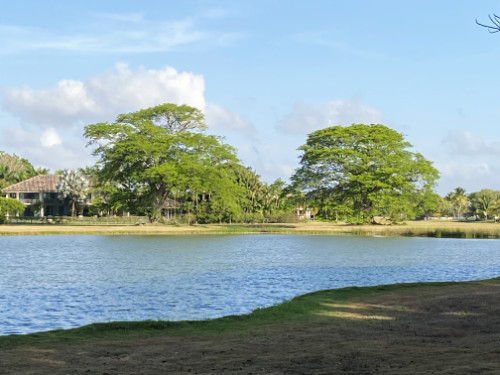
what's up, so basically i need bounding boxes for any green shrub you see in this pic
[265,211,297,223]
[236,212,265,223]
[0,197,25,224]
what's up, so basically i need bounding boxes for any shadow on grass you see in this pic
[3,277,500,351]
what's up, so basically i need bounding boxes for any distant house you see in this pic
[295,206,317,220]
[1,175,70,217]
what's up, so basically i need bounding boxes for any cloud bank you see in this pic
[0,63,259,171]
[443,130,500,156]
[425,130,500,194]
[2,63,206,127]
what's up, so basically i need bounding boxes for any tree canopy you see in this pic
[291,124,439,223]
[0,151,48,189]
[11,103,500,224]
[0,196,25,223]
[445,187,469,218]
[84,103,240,222]
[115,103,206,134]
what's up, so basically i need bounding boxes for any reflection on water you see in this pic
[1,235,499,335]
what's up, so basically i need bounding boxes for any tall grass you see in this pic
[2,220,500,238]
[340,221,500,239]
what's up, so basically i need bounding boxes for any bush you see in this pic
[0,197,25,224]
[265,211,297,223]
[236,212,265,224]
[176,212,197,225]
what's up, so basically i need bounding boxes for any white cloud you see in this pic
[259,160,296,184]
[2,63,206,127]
[443,130,500,156]
[205,103,256,135]
[435,160,500,195]
[232,140,300,184]
[438,162,493,180]
[1,63,207,172]
[427,130,500,194]
[0,11,244,54]
[2,127,94,171]
[40,128,62,148]
[276,99,384,135]
[1,64,267,173]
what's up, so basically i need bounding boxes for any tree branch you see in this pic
[476,14,500,33]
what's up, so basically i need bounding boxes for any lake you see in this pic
[1,234,499,335]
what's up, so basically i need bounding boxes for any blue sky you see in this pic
[1,1,500,195]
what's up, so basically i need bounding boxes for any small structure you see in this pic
[1,175,69,217]
[295,206,316,220]
[161,198,181,220]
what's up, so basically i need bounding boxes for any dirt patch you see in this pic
[3,281,500,374]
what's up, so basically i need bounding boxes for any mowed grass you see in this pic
[1,219,500,237]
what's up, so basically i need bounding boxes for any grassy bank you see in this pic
[2,278,500,374]
[1,278,498,348]
[1,220,500,237]
[0,281,397,349]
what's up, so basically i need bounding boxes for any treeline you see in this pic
[87,164,296,224]
[435,187,500,220]
[80,104,298,223]
[0,151,48,189]
[2,103,498,224]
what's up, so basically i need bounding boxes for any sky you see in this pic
[1,1,500,195]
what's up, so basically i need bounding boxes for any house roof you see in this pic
[161,198,180,208]
[1,175,61,194]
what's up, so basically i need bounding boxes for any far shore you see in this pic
[1,219,500,237]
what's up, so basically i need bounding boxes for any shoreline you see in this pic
[1,220,500,237]
[2,278,500,374]
[2,277,498,339]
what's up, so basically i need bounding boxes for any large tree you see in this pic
[84,103,239,222]
[291,124,439,223]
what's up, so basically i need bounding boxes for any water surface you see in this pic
[1,235,499,335]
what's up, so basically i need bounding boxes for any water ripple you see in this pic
[1,235,499,335]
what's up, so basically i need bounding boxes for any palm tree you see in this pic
[57,169,90,217]
[234,166,264,212]
[262,179,285,214]
[446,187,469,218]
[469,189,500,220]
